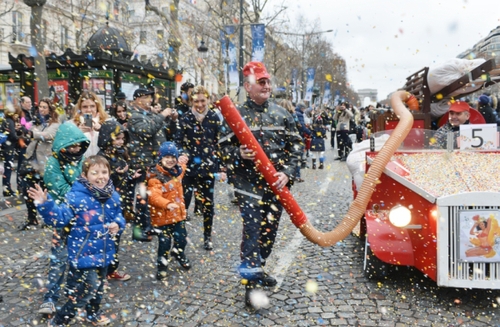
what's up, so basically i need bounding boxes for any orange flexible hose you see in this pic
[216,91,416,247]
[299,91,415,246]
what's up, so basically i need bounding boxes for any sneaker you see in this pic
[156,271,168,281]
[107,271,131,281]
[47,318,65,327]
[86,312,111,326]
[259,272,277,287]
[203,239,213,251]
[38,301,56,314]
[172,253,191,271]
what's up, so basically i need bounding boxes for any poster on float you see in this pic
[459,210,500,263]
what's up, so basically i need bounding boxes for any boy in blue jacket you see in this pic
[29,155,126,326]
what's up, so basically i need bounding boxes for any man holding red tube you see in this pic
[219,61,303,309]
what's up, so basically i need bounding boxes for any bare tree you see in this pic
[24,0,49,99]
[145,0,181,69]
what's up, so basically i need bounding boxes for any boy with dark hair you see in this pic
[29,155,126,326]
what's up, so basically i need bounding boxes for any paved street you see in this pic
[1,149,500,326]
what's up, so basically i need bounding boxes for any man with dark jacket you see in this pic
[127,88,176,240]
[174,82,194,116]
[175,85,222,250]
[219,61,303,309]
[477,95,497,124]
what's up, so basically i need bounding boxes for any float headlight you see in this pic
[388,205,411,227]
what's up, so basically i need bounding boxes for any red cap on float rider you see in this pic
[448,101,470,113]
[242,61,271,81]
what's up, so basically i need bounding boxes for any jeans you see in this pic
[2,150,15,193]
[157,221,188,273]
[183,174,215,240]
[43,229,68,304]
[237,189,283,281]
[53,266,107,325]
[107,234,122,275]
[131,174,151,231]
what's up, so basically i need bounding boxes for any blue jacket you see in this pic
[37,181,126,269]
[175,109,221,177]
[294,107,311,136]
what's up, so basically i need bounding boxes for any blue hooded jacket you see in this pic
[37,180,126,269]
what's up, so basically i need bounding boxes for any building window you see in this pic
[140,31,147,44]
[60,26,68,48]
[12,11,23,43]
[157,30,164,42]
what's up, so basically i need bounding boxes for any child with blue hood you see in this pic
[30,155,126,326]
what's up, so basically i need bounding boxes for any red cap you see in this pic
[242,61,270,81]
[449,101,470,113]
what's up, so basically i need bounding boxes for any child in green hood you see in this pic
[38,122,90,315]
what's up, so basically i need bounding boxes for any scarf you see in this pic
[78,177,114,203]
[191,106,208,122]
[156,162,183,180]
[58,148,85,165]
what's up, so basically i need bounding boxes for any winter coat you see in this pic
[97,119,130,191]
[174,96,191,116]
[310,117,327,152]
[294,107,311,136]
[24,119,60,176]
[37,180,126,270]
[478,103,497,124]
[127,103,167,171]
[44,122,90,203]
[175,109,221,177]
[219,99,303,195]
[147,163,187,227]
[1,116,25,155]
[333,109,354,132]
[431,120,470,149]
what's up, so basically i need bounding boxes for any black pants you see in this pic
[183,174,215,240]
[337,130,352,158]
[21,171,44,224]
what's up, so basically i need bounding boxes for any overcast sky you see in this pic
[264,0,500,101]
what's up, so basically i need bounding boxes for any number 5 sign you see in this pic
[459,124,498,150]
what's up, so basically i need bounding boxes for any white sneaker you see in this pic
[38,301,56,314]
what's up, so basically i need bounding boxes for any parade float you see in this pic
[216,57,500,289]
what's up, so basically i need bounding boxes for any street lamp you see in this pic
[274,29,333,101]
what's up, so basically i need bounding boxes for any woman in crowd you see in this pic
[110,100,129,128]
[1,104,26,197]
[72,91,109,157]
[19,98,60,230]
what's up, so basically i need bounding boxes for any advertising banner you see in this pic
[224,25,239,90]
[250,24,265,62]
[291,68,298,103]
[304,68,316,102]
[322,82,331,105]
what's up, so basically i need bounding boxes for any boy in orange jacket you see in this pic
[147,142,191,281]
